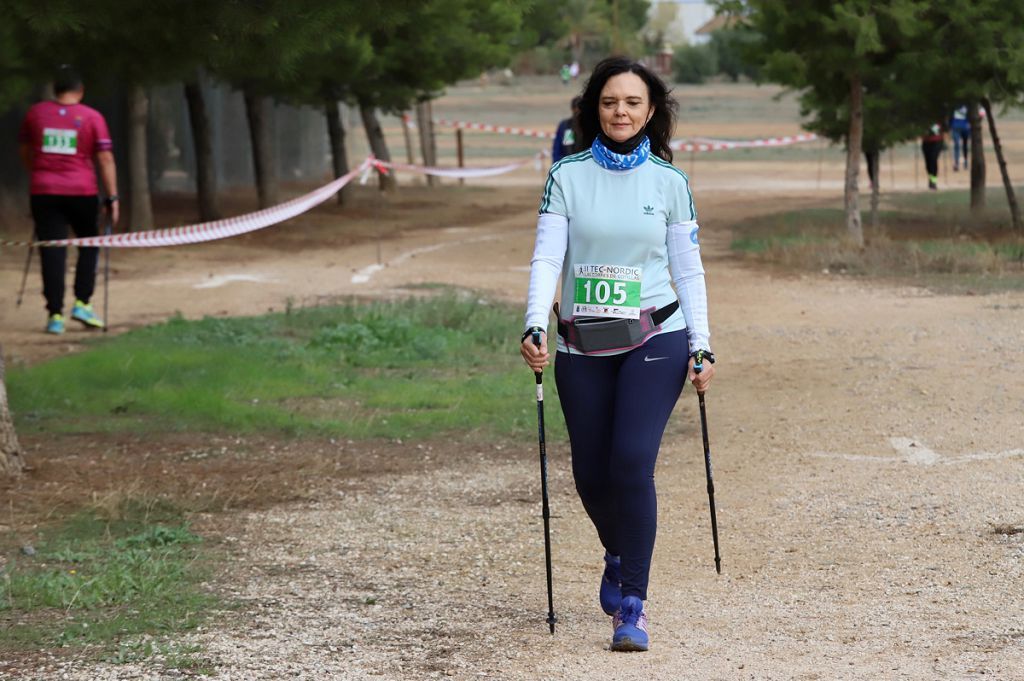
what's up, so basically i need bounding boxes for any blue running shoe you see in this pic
[71,300,104,329]
[611,595,649,652]
[600,552,622,616]
[46,313,65,335]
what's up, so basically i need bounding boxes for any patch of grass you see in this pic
[0,500,216,659]
[8,290,567,442]
[730,195,1024,291]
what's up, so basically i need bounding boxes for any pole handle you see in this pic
[532,330,544,382]
[693,349,705,374]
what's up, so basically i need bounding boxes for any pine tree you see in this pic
[722,0,930,248]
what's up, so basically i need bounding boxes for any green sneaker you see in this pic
[46,313,65,335]
[71,300,104,329]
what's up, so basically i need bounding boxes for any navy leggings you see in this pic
[554,330,689,600]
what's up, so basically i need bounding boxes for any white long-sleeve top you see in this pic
[525,212,711,353]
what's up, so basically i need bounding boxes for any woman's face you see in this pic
[598,72,653,143]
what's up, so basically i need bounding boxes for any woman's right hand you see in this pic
[520,331,550,372]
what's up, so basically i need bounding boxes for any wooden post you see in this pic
[456,128,465,186]
[942,133,949,186]
[914,142,919,189]
[816,139,825,192]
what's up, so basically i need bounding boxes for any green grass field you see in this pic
[8,291,567,442]
[730,186,1024,291]
[4,291,573,666]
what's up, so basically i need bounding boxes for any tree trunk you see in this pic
[243,88,279,208]
[415,100,438,187]
[401,112,416,164]
[184,76,221,220]
[981,97,1021,233]
[126,85,153,231]
[0,346,26,478]
[844,73,864,248]
[358,99,396,191]
[864,148,880,234]
[325,98,350,206]
[968,102,986,217]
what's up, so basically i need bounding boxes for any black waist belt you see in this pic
[556,301,679,353]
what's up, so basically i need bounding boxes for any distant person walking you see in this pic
[921,122,944,191]
[18,65,119,334]
[949,105,971,172]
[560,63,571,86]
[521,56,714,653]
[551,96,582,163]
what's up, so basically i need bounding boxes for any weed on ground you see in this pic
[0,499,217,669]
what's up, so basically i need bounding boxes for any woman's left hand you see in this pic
[687,356,715,394]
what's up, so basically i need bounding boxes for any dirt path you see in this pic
[5,182,1024,679]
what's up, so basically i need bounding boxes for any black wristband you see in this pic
[521,326,544,343]
[103,194,119,206]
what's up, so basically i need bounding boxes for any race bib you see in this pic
[573,264,642,319]
[41,128,78,155]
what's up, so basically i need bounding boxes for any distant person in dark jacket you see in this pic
[949,105,970,172]
[552,96,582,162]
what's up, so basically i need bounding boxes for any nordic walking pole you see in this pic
[693,350,722,574]
[102,216,112,333]
[532,331,557,634]
[15,242,34,307]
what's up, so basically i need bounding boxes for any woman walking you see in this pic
[520,56,714,652]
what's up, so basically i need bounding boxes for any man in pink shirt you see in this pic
[18,66,120,334]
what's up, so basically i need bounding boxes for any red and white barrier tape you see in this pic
[1,154,547,250]
[2,159,373,249]
[375,151,547,178]
[670,133,818,152]
[432,118,555,140]
[427,116,817,152]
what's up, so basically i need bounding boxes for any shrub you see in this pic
[710,29,761,82]
[672,43,718,84]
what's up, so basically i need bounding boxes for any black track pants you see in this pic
[30,194,100,315]
[922,140,942,179]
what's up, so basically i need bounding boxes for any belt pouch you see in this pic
[572,316,647,353]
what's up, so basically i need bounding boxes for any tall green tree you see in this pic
[350,0,530,189]
[797,54,934,230]
[287,31,374,204]
[918,0,1024,231]
[4,0,218,229]
[722,1,928,248]
[208,1,359,208]
[560,0,648,65]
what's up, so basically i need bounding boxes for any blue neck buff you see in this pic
[591,134,651,171]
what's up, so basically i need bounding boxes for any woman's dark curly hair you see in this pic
[576,56,677,162]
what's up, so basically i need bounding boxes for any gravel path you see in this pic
[12,189,1024,680]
